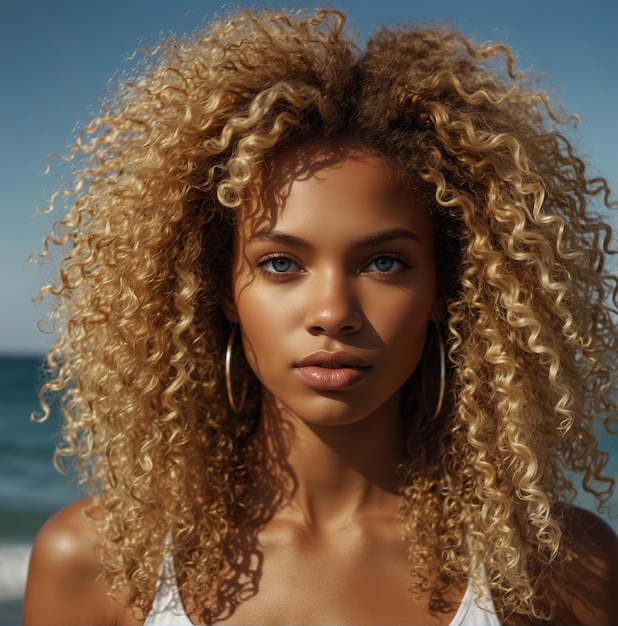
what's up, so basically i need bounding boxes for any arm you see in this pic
[22,498,139,626]
[549,504,618,625]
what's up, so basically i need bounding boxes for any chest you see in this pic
[195,528,465,625]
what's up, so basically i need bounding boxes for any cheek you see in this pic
[365,291,434,364]
[235,288,289,374]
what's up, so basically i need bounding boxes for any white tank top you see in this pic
[144,553,501,625]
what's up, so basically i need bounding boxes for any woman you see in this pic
[23,8,618,625]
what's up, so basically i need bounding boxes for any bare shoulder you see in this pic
[549,503,618,625]
[22,498,141,626]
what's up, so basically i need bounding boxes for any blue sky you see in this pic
[1,0,617,354]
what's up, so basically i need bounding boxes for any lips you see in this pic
[296,351,370,369]
[295,351,370,389]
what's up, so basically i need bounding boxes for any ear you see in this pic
[429,301,446,322]
[220,280,240,323]
[429,287,448,322]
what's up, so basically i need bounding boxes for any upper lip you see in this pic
[295,351,370,369]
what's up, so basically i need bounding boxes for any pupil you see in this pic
[376,257,393,271]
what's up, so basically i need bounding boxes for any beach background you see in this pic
[0,356,83,624]
[1,355,617,624]
[1,1,617,624]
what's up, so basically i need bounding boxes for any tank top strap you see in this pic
[448,570,501,626]
[144,551,193,625]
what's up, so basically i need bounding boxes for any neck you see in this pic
[252,393,407,531]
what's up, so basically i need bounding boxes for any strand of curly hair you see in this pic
[35,8,617,622]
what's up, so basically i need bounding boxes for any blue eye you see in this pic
[261,256,299,273]
[366,256,405,273]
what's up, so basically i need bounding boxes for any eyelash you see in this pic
[257,253,412,278]
[363,254,411,274]
[257,254,301,278]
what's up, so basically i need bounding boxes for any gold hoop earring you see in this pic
[225,324,247,413]
[422,321,446,420]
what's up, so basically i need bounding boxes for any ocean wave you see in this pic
[0,543,31,601]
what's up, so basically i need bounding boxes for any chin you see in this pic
[280,394,394,428]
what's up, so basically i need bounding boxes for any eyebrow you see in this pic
[356,228,421,248]
[247,227,421,248]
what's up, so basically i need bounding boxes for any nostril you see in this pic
[304,291,363,335]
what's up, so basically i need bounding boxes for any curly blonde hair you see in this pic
[38,8,617,621]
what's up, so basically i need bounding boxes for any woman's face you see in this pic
[223,142,443,426]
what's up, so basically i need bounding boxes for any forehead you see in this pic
[239,140,429,238]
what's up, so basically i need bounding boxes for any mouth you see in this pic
[294,351,370,389]
[295,351,370,370]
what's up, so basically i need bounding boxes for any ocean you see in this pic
[1,355,617,625]
[0,356,82,624]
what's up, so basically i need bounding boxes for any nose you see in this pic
[304,270,362,336]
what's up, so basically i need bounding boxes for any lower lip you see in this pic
[295,366,369,389]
